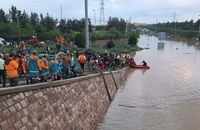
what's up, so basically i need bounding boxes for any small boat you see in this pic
[130,64,150,69]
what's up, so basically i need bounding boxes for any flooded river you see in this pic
[97,35,200,130]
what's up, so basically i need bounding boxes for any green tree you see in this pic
[20,10,30,27]
[74,32,85,48]
[34,24,48,40]
[30,12,39,26]
[9,5,18,22]
[69,30,80,41]
[66,18,92,33]
[106,17,126,32]
[40,13,58,31]
[128,31,139,46]
[21,23,36,40]
[0,22,18,40]
[58,19,68,34]
[93,30,104,40]
[47,27,62,40]
[0,9,9,23]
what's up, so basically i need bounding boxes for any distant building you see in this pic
[158,32,166,41]
[133,22,147,27]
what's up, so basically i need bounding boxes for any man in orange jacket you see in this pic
[78,52,86,72]
[4,53,19,87]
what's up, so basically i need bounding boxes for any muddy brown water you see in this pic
[96,34,200,130]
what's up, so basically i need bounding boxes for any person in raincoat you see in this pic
[70,53,79,77]
[28,50,41,84]
[48,56,59,80]
[42,54,49,67]
[4,53,19,87]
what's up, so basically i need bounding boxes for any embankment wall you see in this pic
[0,68,127,130]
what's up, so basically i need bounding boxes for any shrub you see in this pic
[107,40,115,48]
[128,32,138,46]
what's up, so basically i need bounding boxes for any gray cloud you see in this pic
[1,0,200,24]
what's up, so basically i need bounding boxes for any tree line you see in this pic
[0,5,136,46]
[145,19,200,38]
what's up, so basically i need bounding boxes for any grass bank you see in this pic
[0,42,143,55]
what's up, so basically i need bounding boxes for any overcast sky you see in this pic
[1,0,200,25]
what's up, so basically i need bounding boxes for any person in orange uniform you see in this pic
[42,54,49,67]
[78,52,86,72]
[4,53,19,87]
[18,53,27,77]
[38,54,49,82]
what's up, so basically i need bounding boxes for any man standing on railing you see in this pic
[62,53,72,79]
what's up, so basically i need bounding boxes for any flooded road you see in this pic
[97,35,200,130]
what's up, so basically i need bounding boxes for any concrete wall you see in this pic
[0,68,127,130]
[90,39,128,45]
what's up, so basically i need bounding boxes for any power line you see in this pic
[26,0,82,9]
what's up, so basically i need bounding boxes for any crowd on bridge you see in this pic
[0,43,137,88]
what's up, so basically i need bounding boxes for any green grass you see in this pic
[90,43,143,54]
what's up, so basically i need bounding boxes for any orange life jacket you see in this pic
[78,54,86,63]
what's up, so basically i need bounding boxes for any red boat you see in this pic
[130,64,150,69]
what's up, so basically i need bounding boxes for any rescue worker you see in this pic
[103,52,110,70]
[142,60,147,66]
[70,53,79,77]
[0,54,6,87]
[38,54,49,82]
[18,53,26,77]
[2,51,9,60]
[24,54,30,85]
[4,53,19,87]
[98,61,104,70]
[78,52,86,72]
[131,58,136,65]
[48,56,59,80]
[42,54,49,67]
[28,50,41,84]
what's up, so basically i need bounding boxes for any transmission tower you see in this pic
[99,0,105,25]
[173,12,176,30]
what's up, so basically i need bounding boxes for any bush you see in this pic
[107,40,115,48]
[31,43,43,48]
[128,32,138,46]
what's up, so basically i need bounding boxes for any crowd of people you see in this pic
[0,44,140,88]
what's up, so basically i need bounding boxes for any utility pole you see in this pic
[93,10,96,25]
[163,20,165,29]
[60,4,62,19]
[125,20,128,34]
[156,19,158,29]
[173,12,176,34]
[198,15,200,34]
[16,11,21,42]
[85,0,89,50]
